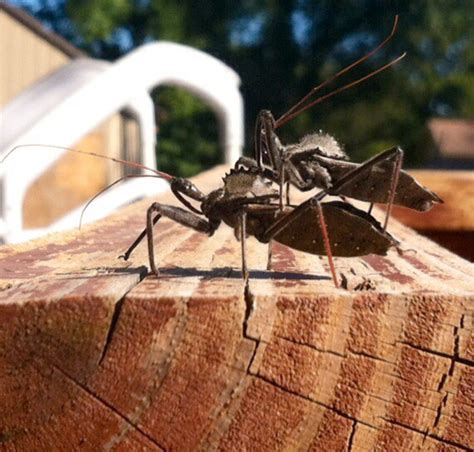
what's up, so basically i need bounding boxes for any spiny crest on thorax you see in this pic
[295,132,348,160]
[222,167,277,197]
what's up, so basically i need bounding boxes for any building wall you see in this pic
[0,8,138,228]
[0,9,69,107]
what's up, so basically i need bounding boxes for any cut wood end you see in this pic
[0,165,473,450]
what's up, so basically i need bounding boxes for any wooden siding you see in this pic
[1,7,146,229]
[0,9,69,106]
[22,128,109,228]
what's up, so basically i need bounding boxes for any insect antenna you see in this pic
[275,15,400,128]
[1,144,173,181]
[275,52,406,128]
[79,174,166,228]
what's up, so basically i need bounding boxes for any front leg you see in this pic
[122,202,218,276]
[146,203,218,276]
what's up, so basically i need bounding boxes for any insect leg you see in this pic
[278,166,285,210]
[120,176,207,260]
[315,201,339,288]
[328,147,402,196]
[146,206,160,275]
[261,195,339,287]
[329,146,404,231]
[145,203,217,276]
[119,213,161,260]
[382,148,404,231]
[256,110,282,171]
[327,145,403,231]
[267,240,273,270]
[283,158,322,190]
[240,210,249,281]
[254,113,265,168]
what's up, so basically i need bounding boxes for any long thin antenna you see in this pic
[276,15,400,127]
[275,52,406,128]
[79,174,165,228]
[1,144,173,181]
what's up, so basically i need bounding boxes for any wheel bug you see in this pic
[236,15,442,231]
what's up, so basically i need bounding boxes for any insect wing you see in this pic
[273,201,395,257]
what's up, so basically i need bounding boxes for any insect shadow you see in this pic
[158,266,331,282]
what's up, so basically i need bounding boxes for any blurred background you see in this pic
[4,0,474,175]
[0,0,473,259]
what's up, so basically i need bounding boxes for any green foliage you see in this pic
[153,87,220,177]
[15,0,474,173]
[66,0,131,42]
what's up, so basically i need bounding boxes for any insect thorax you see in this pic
[222,167,277,198]
[288,132,348,160]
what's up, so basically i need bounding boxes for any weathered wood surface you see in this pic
[0,165,473,451]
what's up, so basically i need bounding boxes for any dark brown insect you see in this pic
[236,15,442,231]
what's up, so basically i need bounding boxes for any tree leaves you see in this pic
[13,0,474,173]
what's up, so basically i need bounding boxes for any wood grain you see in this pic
[0,165,473,450]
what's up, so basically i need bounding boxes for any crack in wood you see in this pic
[382,417,471,451]
[48,362,165,450]
[272,333,346,359]
[450,320,462,377]
[251,373,374,430]
[98,267,148,366]
[77,290,193,450]
[242,280,260,373]
[347,420,357,451]
[437,373,448,392]
[433,393,448,429]
[397,340,474,368]
[430,314,465,438]
[198,286,259,449]
[347,349,392,364]
[98,296,125,366]
[243,281,255,339]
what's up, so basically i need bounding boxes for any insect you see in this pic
[236,15,443,231]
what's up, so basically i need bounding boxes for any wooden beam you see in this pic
[392,170,474,231]
[392,170,474,261]
[0,165,473,450]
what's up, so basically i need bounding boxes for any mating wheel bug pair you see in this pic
[1,16,441,288]
[116,164,398,287]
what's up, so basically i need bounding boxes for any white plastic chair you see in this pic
[0,42,244,243]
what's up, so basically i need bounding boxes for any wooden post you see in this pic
[0,166,473,450]
[392,170,474,262]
